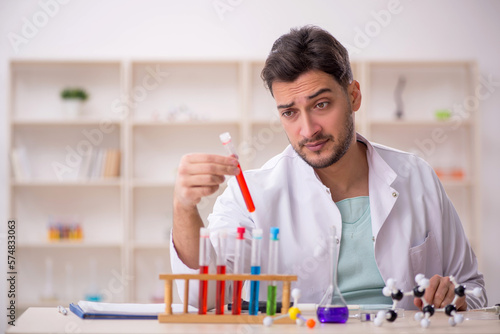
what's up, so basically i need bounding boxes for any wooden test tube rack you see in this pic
[158,273,298,324]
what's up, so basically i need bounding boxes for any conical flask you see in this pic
[316,225,349,323]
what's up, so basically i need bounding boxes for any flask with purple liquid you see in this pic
[316,226,349,323]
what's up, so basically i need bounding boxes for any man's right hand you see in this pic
[174,153,240,209]
[172,153,239,269]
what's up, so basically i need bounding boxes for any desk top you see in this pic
[7,307,500,334]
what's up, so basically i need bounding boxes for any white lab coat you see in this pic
[170,133,487,310]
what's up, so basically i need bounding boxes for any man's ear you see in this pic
[349,80,362,112]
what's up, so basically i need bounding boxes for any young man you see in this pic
[170,26,486,310]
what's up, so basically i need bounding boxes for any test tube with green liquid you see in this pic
[266,227,279,315]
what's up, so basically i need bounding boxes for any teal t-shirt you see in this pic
[336,196,392,305]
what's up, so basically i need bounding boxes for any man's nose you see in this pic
[299,114,321,139]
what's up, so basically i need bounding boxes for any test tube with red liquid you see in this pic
[232,227,246,315]
[214,229,227,315]
[219,132,255,213]
[198,227,210,314]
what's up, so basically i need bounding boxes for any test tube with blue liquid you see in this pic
[316,225,349,323]
[266,227,279,316]
[249,228,263,315]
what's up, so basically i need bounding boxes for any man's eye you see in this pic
[282,110,294,117]
[316,102,329,109]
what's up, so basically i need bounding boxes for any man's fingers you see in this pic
[412,276,468,311]
[183,153,238,166]
[175,153,240,208]
[424,275,440,304]
[425,275,455,309]
[456,296,467,311]
[414,297,423,309]
[195,185,220,198]
[179,161,239,177]
[181,174,225,187]
[176,185,220,207]
[441,284,456,307]
[433,284,452,308]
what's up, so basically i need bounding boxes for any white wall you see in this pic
[1,0,499,320]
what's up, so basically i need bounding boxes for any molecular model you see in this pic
[375,274,483,329]
[444,276,482,326]
[263,289,316,328]
[375,274,433,328]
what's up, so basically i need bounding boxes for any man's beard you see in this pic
[291,111,355,169]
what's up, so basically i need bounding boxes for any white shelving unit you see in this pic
[7,59,481,309]
[8,60,127,310]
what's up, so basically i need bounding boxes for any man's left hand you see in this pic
[413,275,466,311]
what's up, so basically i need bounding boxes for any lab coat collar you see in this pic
[356,133,399,239]
[356,133,398,186]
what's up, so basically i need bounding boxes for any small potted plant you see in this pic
[60,88,89,117]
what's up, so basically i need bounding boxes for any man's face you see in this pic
[272,70,360,169]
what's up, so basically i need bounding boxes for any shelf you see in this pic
[18,241,122,249]
[11,61,122,121]
[132,180,175,188]
[12,118,123,126]
[131,61,241,122]
[440,179,473,187]
[132,123,240,181]
[11,59,122,65]
[369,119,472,127]
[365,60,473,67]
[11,179,122,187]
[250,117,282,125]
[132,120,240,127]
[132,242,170,250]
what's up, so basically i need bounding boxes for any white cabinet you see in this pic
[8,59,480,308]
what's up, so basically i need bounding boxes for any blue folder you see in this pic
[69,303,158,320]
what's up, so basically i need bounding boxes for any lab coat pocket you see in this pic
[409,232,442,277]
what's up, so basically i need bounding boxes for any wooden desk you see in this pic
[6,307,500,334]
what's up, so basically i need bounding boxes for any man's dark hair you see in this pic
[261,25,353,96]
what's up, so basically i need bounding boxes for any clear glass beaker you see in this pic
[316,225,349,323]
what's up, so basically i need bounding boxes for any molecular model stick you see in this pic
[263,289,316,328]
[376,274,434,328]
